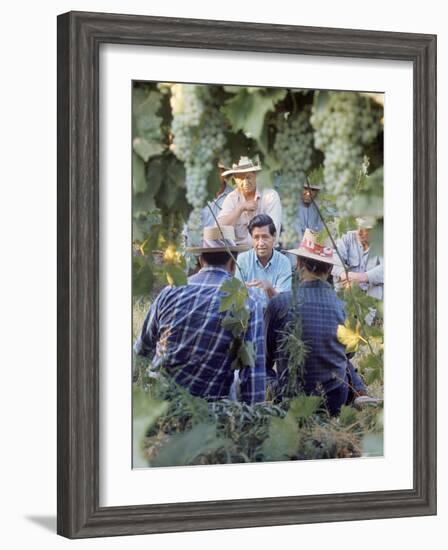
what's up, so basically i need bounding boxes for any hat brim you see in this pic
[186,245,251,254]
[286,247,343,267]
[221,166,262,177]
[304,184,321,190]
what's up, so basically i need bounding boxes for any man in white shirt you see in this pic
[217,156,282,246]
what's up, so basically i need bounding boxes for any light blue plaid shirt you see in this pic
[134,267,266,404]
[235,249,292,308]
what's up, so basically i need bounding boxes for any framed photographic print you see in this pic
[57,11,437,538]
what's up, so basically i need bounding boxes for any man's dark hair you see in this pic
[200,251,238,266]
[299,257,332,276]
[248,214,276,236]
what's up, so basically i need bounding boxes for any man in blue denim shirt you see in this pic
[294,182,324,243]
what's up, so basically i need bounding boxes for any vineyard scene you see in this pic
[132,81,384,468]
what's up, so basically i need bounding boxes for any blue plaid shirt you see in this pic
[265,280,348,393]
[134,267,266,404]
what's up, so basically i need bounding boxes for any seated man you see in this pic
[294,181,324,242]
[332,216,383,300]
[265,229,369,415]
[217,156,282,246]
[134,226,266,405]
[235,213,292,309]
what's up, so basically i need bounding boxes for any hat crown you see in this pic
[221,156,262,177]
[286,229,342,267]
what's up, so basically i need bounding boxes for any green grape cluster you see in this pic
[310,92,381,212]
[170,85,227,214]
[273,108,314,247]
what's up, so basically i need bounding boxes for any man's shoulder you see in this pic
[273,249,291,267]
[261,188,280,201]
[223,188,240,202]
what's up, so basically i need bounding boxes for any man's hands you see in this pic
[339,271,369,287]
[247,279,277,300]
[239,199,258,214]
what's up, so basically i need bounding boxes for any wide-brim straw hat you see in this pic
[287,229,343,267]
[356,216,376,229]
[221,156,262,177]
[186,225,251,254]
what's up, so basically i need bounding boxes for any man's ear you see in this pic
[198,255,205,268]
[229,258,236,275]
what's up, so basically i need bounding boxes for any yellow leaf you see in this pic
[163,244,182,265]
[337,320,367,353]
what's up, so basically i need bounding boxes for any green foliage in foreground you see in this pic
[133,373,383,468]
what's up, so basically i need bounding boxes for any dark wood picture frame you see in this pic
[57,10,437,539]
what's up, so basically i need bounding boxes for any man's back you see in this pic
[266,280,347,393]
[135,267,266,404]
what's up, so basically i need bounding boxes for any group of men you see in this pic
[135,157,383,415]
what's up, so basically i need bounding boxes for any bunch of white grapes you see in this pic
[170,84,227,236]
[310,91,381,212]
[273,108,314,247]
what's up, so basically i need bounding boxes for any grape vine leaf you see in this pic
[222,89,287,141]
[150,423,229,467]
[261,412,300,461]
[219,278,248,312]
[133,137,165,163]
[133,152,147,194]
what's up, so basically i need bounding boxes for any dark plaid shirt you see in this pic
[265,279,348,393]
[135,267,266,404]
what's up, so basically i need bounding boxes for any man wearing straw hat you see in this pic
[265,229,372,415]
[332,216,384,300]
[217,156,282,246]
[294,181,324,243]
[134,226,266,405]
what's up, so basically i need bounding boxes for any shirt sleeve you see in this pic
[274,254,293,293]
[262,190,282,240]
[216,192,237,224]
[366,261,384,286]
[234,252,248,283]
[332,235,349,278]
[133,289,167,357]
[239,293,266,405]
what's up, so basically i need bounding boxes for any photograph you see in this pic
[131,81,385,468]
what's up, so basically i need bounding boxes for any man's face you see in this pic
[251,225,275,261]
[234,171,257,195]
[358,228,370,247]
[302,187,319,205]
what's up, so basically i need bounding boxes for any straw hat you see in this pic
[186,225,251,254]
[221,156,262,177]
[287,229,343,267]
[356,216,376,229]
